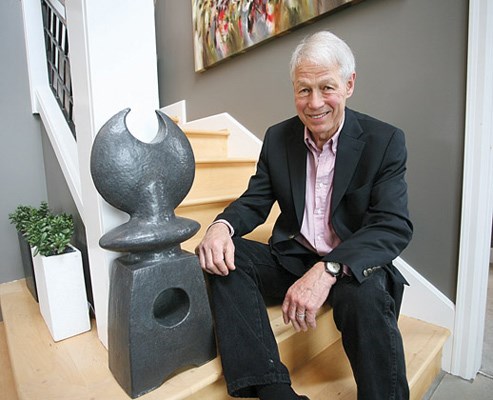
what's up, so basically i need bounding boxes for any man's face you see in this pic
[293,62,355,147]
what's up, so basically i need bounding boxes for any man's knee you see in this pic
[331,268,397,330]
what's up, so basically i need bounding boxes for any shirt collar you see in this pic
[304,112,345,154]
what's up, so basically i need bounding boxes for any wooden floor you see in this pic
[1,321,18,400]
[0,279,449,400]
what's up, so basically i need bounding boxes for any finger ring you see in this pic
[296,312,305,319]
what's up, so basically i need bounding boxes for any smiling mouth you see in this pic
[308,111,330,120]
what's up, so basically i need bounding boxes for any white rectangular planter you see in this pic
[32,245,91,341]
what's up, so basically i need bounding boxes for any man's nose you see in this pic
[308,90,324,108]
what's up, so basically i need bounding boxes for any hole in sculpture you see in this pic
[153,288,190,328]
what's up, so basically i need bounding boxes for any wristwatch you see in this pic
[324,261,342,278]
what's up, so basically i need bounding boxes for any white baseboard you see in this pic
[396,257,455,372]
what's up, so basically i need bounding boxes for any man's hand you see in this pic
[282,261,336,332]
[195,222,236,276]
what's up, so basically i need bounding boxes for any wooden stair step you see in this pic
[400,315,449,399]
[183,128,230,159]
[187,159,256,201]
[181,220,276,253]
[1,279,449,400]
[177,197,235,253]
[177,200,280,252]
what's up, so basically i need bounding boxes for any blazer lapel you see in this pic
[332,110,365,212]
[286,119,307,226]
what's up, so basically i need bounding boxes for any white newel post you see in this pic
[452,0,493,380]
[66,0,160,347]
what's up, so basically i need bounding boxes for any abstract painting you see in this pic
[192,0,363,71]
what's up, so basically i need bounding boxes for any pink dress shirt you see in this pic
[297,120,343,256]
[297,116,351,275]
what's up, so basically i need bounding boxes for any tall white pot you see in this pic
[32,245,91,341]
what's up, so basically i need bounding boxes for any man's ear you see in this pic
[346,72,356,97]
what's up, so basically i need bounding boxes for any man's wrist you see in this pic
[208,220,234,236]
[324,261,342,278]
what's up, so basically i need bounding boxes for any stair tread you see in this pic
[183,128,230,137]
[195,157,256,164]
[1,279,449,400]
[178,195,236,208]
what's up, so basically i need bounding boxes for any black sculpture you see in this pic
[90,108,216,398]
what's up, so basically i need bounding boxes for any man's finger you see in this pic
[305,311,317,329]
[296,312,308,332]
[224,243,236,271]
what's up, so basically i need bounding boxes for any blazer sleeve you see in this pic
[324,128,413,282]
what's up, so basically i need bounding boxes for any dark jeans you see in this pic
[206,237,409,399]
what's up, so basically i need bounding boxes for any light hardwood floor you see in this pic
[0,320,19,400]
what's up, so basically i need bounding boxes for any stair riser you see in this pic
[186,135,228,159]
[187,163,255,200]
[177,201,232,253]
[177,201,231,227]
[178,201,280,252]
[277,310,340,372]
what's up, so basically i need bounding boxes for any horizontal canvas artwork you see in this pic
[192,0,363,71]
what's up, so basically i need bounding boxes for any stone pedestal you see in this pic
[108,250,216,398]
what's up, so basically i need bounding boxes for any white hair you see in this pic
[289,31,356,82]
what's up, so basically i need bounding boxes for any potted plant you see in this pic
[8,202,51,301]
[9,202,91,341]
[25,208,75,257]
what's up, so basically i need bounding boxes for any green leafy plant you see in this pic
[8,201,50,234]
[9,202,74,257]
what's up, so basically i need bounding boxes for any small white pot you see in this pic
[32,245,91,341]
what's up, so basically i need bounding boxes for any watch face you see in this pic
[326,262,341,276]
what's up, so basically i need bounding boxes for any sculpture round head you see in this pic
[90,108,195,218]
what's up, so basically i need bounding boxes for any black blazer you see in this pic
[216,108,413,284]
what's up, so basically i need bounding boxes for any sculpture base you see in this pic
[108,250,216,398]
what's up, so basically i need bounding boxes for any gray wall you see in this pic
[0,0,48,285]
[155,0,468,300]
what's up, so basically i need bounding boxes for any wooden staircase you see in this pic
[0,123,450,400]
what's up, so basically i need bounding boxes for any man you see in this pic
[196,31,413,400]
